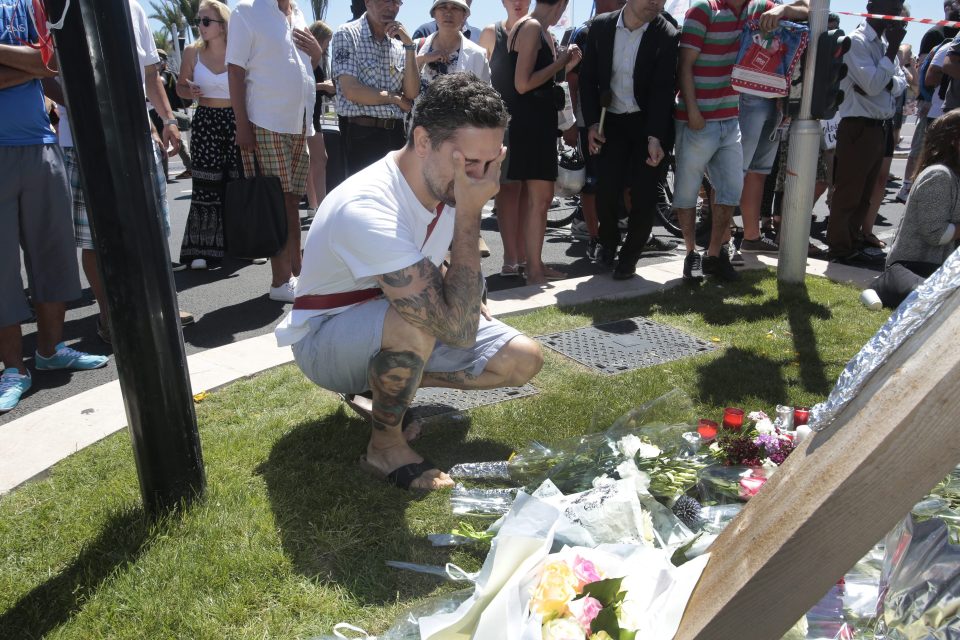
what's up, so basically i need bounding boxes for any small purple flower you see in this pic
[754,433,781,454]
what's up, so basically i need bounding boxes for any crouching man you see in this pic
[275,73,543,492]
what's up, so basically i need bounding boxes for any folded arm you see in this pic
[0,43,57,77]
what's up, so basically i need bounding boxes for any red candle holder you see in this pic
[794,407,810,426]
[697,419,719,440]
[722,407,745,430]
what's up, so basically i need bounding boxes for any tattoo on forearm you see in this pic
[378,259,483,347]
[423,370,478,386]
[368,349,424,431]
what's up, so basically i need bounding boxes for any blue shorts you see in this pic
[673,118,744,209]
[292,298,523,395]
[738,94,781,175]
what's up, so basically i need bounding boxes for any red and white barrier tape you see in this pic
[835,11,960,29]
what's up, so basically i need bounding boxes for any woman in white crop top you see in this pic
[174,0,234,270]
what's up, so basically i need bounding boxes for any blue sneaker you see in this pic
[35,342,109,371]
[0,368,32,412]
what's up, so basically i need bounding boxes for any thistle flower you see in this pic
[672,495,703,528]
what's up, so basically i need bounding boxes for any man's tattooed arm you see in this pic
[377,257,483,348]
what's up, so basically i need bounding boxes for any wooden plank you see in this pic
[674,287,960,640]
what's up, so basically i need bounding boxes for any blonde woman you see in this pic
[307,20,334,211]
[175,0,234,270]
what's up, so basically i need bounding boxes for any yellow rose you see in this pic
[541,616,585,640]
[590,632,614,640]
[531,561,579,618]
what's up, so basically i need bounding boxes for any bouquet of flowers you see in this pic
[707,411,796,468]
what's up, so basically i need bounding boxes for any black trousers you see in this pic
[340,119,407,177]
[596,111,661,262]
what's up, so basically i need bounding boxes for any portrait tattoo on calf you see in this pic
[368,349,425,430]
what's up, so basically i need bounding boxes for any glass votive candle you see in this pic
[697,419,719,440]
[794,406,810,426]
[722,407,745,430]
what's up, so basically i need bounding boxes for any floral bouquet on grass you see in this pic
[522,545,710,640]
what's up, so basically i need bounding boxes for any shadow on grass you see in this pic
[778,281,832,395]
[258,407,512,606]
[0,507,152,640]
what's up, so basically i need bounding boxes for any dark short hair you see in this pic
[408,73,509,149]
[828,12,840,22]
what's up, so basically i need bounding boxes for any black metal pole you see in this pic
[47,0,205,515]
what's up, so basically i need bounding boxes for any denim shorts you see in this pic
[673,118,744,208]
[292,298,522,395]
[738,94,781,175]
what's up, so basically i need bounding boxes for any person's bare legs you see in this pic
[521,179,559,285]
[34,301,66,358]
[364,307,453,490]
[708,204,735,257]
[676,207,698,253]
[306,133,327,211]
[863,156,892,241]
[271,193,299,287]
[82,249,108,327]
[495,181,524,268]
[0,324,23,372]
[739,172,767,241]
[420,335,543,389]
[581,192,599,238]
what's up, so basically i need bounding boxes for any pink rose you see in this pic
[568,596,603,631]
[572,555,603,589]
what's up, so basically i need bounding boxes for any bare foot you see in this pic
[365,441,453,491]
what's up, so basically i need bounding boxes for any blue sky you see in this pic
[152,0,954,54]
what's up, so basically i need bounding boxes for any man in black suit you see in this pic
[580,0,679,279]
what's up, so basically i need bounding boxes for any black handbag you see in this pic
[224,152,287,258]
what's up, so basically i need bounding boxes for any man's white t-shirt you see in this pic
[275,153,456,347]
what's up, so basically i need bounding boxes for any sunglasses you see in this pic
[197,17,224,27]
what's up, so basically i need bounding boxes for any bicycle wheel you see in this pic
[655,160,684,238]
[546,195,580,228]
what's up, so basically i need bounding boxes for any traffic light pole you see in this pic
[777,0,830,283]
[47,0,206,516]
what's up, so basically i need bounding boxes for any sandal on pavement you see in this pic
[543,266,566,281]
[358,455,442,492]
[500,263,522,277]
[864,233,886,249]
[341,393,422,441]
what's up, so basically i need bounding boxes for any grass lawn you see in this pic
[0,269,890,640]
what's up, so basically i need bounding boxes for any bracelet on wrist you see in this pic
[163,118,178,127]
[403,43,416,51]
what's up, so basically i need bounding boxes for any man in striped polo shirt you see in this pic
[674,0,808,282]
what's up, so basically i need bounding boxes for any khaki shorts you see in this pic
[240,124,309,195]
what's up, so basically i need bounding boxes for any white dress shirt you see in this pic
[225,0,316,136]
[838,22,907,120]
[608,12,648,115]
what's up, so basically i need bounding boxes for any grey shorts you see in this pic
[0,144,81,327]
[292,298,523,394]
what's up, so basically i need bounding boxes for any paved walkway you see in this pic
[0,253,878,495]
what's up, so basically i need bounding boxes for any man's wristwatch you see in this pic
[403,43,417,51]
[163,118,178,127]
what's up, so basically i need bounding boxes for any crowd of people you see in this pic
[1,0,959,428]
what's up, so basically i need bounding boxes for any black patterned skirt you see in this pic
[179,106,237,261]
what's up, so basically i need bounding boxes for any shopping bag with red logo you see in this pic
[732,20,808,98]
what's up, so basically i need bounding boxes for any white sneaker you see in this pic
[269,277,297,303]
[190,258,207,270]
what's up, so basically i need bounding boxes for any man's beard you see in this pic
[425,170,456,207]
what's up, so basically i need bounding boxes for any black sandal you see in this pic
[358,455,442,492]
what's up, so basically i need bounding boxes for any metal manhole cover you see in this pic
[409,384,539,421]
[536,317,716,375]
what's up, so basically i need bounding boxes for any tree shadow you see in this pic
[0,507,153,640]
[257,407,512,606]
